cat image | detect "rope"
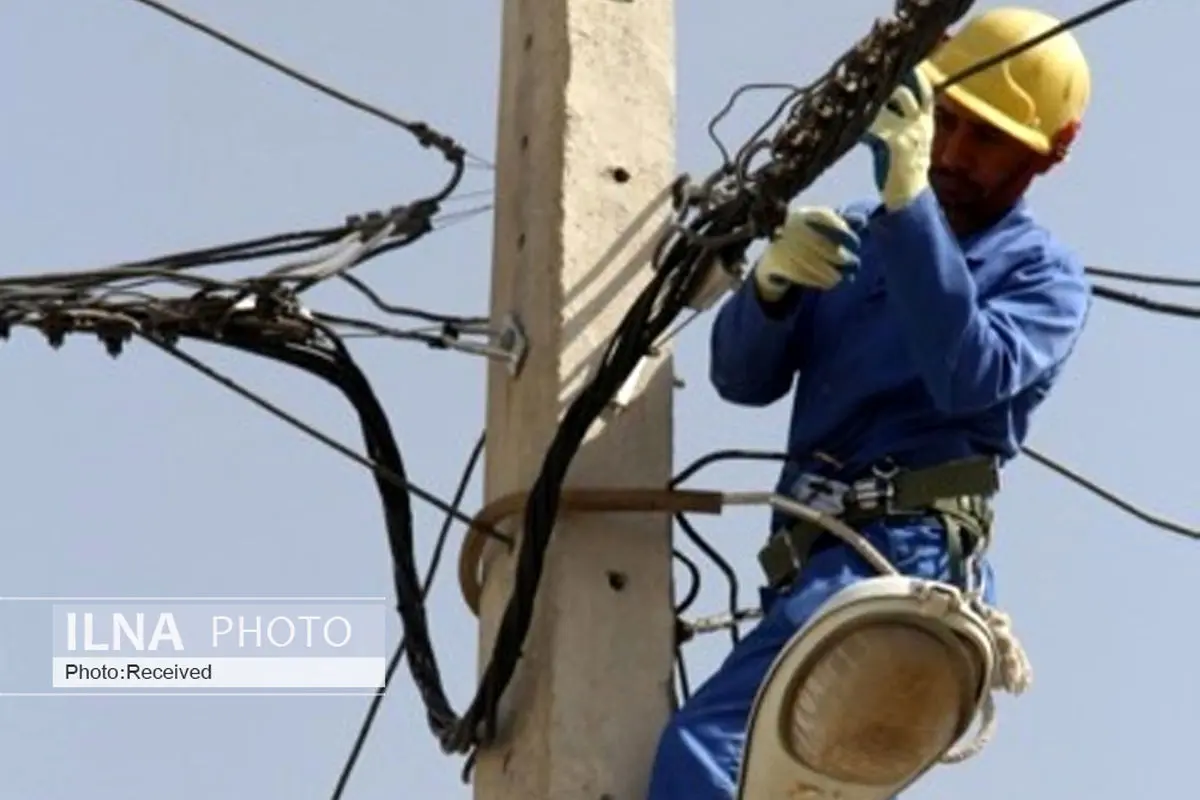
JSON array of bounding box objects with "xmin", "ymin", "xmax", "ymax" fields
[
  {"xmin": 458, "ymin": 488, "xmax": 725, "ymax": 614},
  {"xmin": 456, "ymin": 487, "xmax": 904, "ymax": 616},
  {"xmin": 9, "ymin": 0, "xmax": 1176, "ymax": 788},
  {"xmin": 456, "ymin": 482, "xmax": 1035, "ymax": 769},
  {"xmin": 940, "ymin": 601, "xmax": 1033, "ymax": 764}
]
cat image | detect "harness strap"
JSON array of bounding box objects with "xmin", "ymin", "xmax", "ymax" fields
[
  {"xmin": 929, "ymin": 494, "xmax": 994, "ymax": 586},
  {"xmin": 758, "ymin": 456, "xmax": 998, "ymax": 589}
]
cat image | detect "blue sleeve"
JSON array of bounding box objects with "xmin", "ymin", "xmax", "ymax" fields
[
  {"xmin": 872, "ymin": 189, "xmax": 1091, "ymax": 414},
  {"xmin": 709, "ymin": 278, "xmax": 811, "ymax": 407}
]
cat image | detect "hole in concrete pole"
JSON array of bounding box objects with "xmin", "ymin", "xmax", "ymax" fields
[
  {"xmin": 608, "ymin": 166, "xmax": 631, "ymax": 183},
  {"xmin": 520, "ymin": 134, "xmax": 529, "ymax": 150},
  {"xmin": 516, "ymin": 232, "xmax": 525, "ymax": 250},
  {"xmin": 524, "ymin": 33, "xmax": 533, "ymax": 50},
  {"xmin": 606, "ymin": 571, "xmax": 627, "ymax": 591}
]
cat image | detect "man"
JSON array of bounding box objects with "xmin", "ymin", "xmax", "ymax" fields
[{"xmin": 648, "ymin": 7, "xmax": 1093, "ymax": 799}]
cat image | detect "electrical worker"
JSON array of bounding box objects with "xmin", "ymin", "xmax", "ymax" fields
[{"xmin": 648, "ymin": 7, "xmax": 1093, "ymax": 799}]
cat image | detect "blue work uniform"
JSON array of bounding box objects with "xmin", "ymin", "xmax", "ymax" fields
[{"xmin": 646, "ymin": 188, "xmax": 1091, "ymax": 799}]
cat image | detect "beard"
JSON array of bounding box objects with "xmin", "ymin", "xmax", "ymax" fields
[{"xmin": 930, "ymin": 167, "xmax": 986, "ymax": 209}]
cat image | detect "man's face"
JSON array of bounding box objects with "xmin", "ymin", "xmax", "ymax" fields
[{"xmin": 930, "ymin": 96, "xmax": 1039, "ymax": 227}]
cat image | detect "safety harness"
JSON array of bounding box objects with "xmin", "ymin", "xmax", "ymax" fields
[{"xmin": 758, "ymin": 455, "xmax": 1001, "ymax": 591}]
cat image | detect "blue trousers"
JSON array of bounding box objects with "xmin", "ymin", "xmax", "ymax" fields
[{"xmin": 646, "ymin": 517, "xmax": 996, "ymax": 800}]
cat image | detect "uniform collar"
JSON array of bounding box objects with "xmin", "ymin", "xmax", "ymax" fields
[{"xmin": 958, "ymin": 197, "xmax": 1031, "ymax": 262}]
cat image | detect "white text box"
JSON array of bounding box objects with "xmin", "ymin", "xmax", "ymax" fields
[{"xmin": 52, "ymin": 657, "xmax": 385, "ymax": 689}]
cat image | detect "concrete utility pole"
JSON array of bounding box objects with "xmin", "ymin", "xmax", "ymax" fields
[{"xmin": 474, "ymin": 0, "xmax": 678, "ymax": 798}]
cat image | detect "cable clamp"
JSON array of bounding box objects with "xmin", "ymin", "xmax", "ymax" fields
[{"xmin": 435, "ymin": 313, "xmax": 528, "ymax": 376}]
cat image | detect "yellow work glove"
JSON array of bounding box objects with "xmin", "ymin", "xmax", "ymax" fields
[
  {"xmin": 753, "ymin": 206, "xmax": 862, "ymax": 302},
  {"xmin": 864, "ymin": 67, "xmax": 935, "ymax": 211}
]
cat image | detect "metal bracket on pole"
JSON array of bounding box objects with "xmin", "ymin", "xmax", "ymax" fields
[{"xmin": 438, "ymin": 313, "xmax": 528, "ymax": 376}]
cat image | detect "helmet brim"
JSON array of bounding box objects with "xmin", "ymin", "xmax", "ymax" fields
[{"xmin": 922, "ymin": 60, "xmax": 1052, "ymax": 156}]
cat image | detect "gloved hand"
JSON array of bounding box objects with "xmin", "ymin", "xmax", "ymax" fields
[
  {"xmin": 753, "ymin": 206, "xmax": 862, "ymax": 301},
  {"xmin": 864, "ymin": 67, "xmax": 935, "ymax": 211}
]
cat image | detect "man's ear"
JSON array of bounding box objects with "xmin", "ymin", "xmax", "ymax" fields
[{"xmin": 1035, "ymin": 119, "xmax": 1082, "ymax": 174}]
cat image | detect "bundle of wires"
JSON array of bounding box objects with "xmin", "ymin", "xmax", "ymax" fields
[
  {"xmin": 438, "ymin": 0, "xmax": 978, "ymax": 759},
  {"xmin": 442, "ymin": 0, "xmax": 1155, "ymax": 764},
  {"xmin": 15, "ymin": 0, "xmax": 1174, "ymax": 785},
  {"xmin": 0, "ymin": 193, "xmax": 478, "ymax": 739}
]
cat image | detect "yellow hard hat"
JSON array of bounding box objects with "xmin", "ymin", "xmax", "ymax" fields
[{"xmin": 921, "ymin": 7, "xmax": 1091, "ymax": 159}]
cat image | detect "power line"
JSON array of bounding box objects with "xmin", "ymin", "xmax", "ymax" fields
[
  {"xmin": 127, "ymin": 0, "xmax": 491, "ymax": 174},
  {"xmin": 74, "ymin": 0, "xmax": 1171, "ymax": 767},
  {"xmin": 442, "ymin": 0, "xmax": 1146, "ymax": 765},
  {"xmin": 1086, "ymin": 265, "xmax": 1200, "ymax": 289},
  {"xmin": 1089, "ymin": 283, "xmax": 1200, "ymax": 320},
  {"xmin": 95, "ymin": 3, "xmax": 1164, "ymax": 769},
  {"xmin": 330, "ymin": 431, "xmax": 487, "ymax": 800},
  {"xmin": 141, "ymin": 336, "xmax": 502, "ymax": 538},
  {"xmin": 665, "ymin": 439, "xmax": 1200, "ymax": 703},
  {"xmin": 9, "ymin": 0, "xmax": 1185, "ymax": 790},
  {"xmin": 933, "ymin": 0, "xmax": 1142, "ymax": 89},
  {"xmin": 2, "ymin": 2, "xmax": 510, "ymax": 753},
  {"xmin": 1021, "ymin": 446, "xmax": 1199, "ymax": 540},
  {"xmin": 129, "ymin": 0, "xmax": 1194, "ymax": 785}
]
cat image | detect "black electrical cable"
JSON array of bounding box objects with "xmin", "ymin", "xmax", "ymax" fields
[
  {"xmin": 1090, "ymin": 283, "xmax": 1200, "ymax": 320},
  {"xmin": 2, "ymin": 163, "xmax": 491, "ymax": 770},
  {"xmin": 126, "ymin": 0, "xmax": 485, "ymax": 181},
  {"xmin": 671, "ymin": 549, "xmax": 701, "ymax": 707},
  {"xmin": 130, "ymin": 314, "xmax": 524, "ymax": 759},
  {"xmin": 329, "ymin": 431, "xmax": 486, "ymax": 800},
  {"xmin": 672, "ymin": 548, "xmax": 702, "ymax": 616},
  {"xmin": 444, "ymin": 0, "xmax": 999, "ymax": 761},
  {"xmin": 670, "ymin": 449, "xmax": 788, "ymax": 648},
  {"xmin": 138, "ymin": 333, "xmax": 503, "ymax": 542},
  {"xmin": 664, "ymin": 438, "xmax": 1200, "ymax": 700},
  {"xmin": 701, "ymin": 0, "xmax": 1139, "ymax": 188},
  {"xmin": 287, "ymin": 206, "xmax": 443, "ymax": 295},
  {"xmin": 673, "ymin": 647, "xmax": 691, "ymax": 708},
  {"xmin": 668, "ymin": 449, "xmax": 787, "ymax": 699},
  {"xmin": 0, "ymin": 226, "xmax": 347, "ymax": 288},
  {"xmin": 476, "ymin": 0, "xmax": 1142, "ymax": 747},
  {"xmin": 934, "ymin": 0, "xmax": 1141, "ymax": 90},
  {"xmin": 33, "ymin": 0, "xmax": 1144, "ymax": 773},
  {"xmin": 659, "ymin": 0, "xmax": 1155, "ymax": 690},
  {"xmin": 675, "ymin": 513, "xmax": 740, "ymax": 647},
  {"xmin": 1086, "ymin": 266, "xmax": 1200, "ymax": 289},
  {"xmin": 338, "ymin": 272, "xmax": 487, "ymax": 326},
  {"xmin": 1, "ymin": 259, "xmax": 509, "ymax": 779},
  {"xmin": 0, "ymin": 199, "xmax": 447, "ymax": 305},
  {"xmin": 672, "ymin": 448, "xmax": 788, "ymax": 487},
  {"xmin": 1021, "ymin": 446, "xmax": 1199, "ymax": 540},
  {"xmin": 89, "ymin": 0, "xmax": 492, "ymax": 318},
  {"xmin": 142, "ymin": 327, "xmax": 463, "ymax": 735}
]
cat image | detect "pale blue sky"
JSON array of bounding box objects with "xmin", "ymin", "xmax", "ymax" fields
[{"xmin": 2, "ymin": 1, "xmax": 1195, "ymax": 798}]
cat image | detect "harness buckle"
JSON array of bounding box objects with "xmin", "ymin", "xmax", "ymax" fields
[{"xmin": 756, "ymin": 455, "xmax": 1001, "ymax": 590}]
